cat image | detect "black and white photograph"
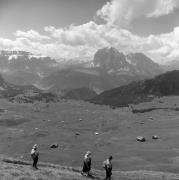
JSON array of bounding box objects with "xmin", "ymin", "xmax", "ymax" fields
[{"xmin": 0, "ymin": 0, "xmax": 179, "ymax": 179}]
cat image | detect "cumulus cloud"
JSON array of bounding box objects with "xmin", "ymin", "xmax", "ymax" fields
[
  {"xmin": 44, "ymin": 22, "xmax": 111, "ymax": 47},
  {"xmin": 1, "ymin": 0, "xmax": 179, "ymax": 62},
  {"xmin": 148, "ymin": 26, "xmax": 179, "ymax": 61},
  {"xmin": 14, "ymin": 30, "xmax": 50, "ymax": 41},
  {"xmin": 1, "ymin": 23, "xmax": 179, "ymax": 63},
  {"xmin": 97, "ymin": 0, "xmax": 179, "ymax": 27}
]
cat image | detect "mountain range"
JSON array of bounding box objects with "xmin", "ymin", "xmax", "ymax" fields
[
  {"xmin": 0, "ymin": 50, "xmax": 60, "ymax": 85},
  {"xmin": 38, "ymin": 47, "xmax": 165, "ymax": 93},
  {"xmin": 0, "ymin": 47, "xmax": 177, "ymax": 97}
]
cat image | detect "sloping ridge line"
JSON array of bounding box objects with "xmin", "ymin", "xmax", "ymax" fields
[{"xmin": 2, "ymin": 157, "xmax": 80, "ymax": 173}]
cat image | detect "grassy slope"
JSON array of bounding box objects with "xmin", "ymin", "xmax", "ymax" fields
[
  {"xmin": 1, "ymin": 157, "xmax": 179, "ymax": 180},
  {"xmin": 2, "ymin": 97, "xmax": 179, "ymax": 174},
  {"xmin": 0, "ymin": 157, "xmax": 88, "ymax": 180}
]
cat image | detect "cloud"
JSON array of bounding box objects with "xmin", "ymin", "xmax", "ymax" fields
[
  {"xmin": 44, "ymin": 26, "xmax": 86, "ymax": 46},
  {"xmin": 148, "ymin": 0, "xmax": 179, "ymax": 17},
  {"xmin": 14, "ymin": 30, "xmax": 50, "ymax": 41},
  {"xmin": 97, "ymin": 0, "xmax": 179, "ymax": 27},
  {"xmin": 44, "ymin": 22, "xmax": 111, "ymax": 47},
  {"xmin": 0, "ymin": 38, "xmax": 15, "ymax": 49},
  {"xmin": 148, "ymin": 26, "xmax": 179, "ymax": 61},
  {"xmin": 1, "ymin": 23, "xmax": 179, "ymax": 63},
  {"xmin": 1, "ymin": 1, "xmax": 179, "ymax": 63}
]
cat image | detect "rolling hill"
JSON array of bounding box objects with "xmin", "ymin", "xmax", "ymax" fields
[
  {"xmin": 0, "ymin": 73, "xmax": 39, "ymax": 97},
  {"xmin": 62, "ymin": 87, "xmax": 97, "ymax": 100},
  {"xmin": 91, "ymin": 70, "xmax": 179, "ymax": 107},
  {"xmin": 0, "ymin": 73, "xmax": 58, "ymax": 103}
]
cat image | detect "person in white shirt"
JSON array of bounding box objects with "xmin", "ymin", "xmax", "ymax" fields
[
  {"xmin": 103, "ymin": 156, "xmax": 113, "ymax": 180},
  {"xmin": 81, "ymin": 151, "xmax": 92, "ymax": 176},
  {"xmin": 31, "ymin": 144, "xmax": 39, "ymax": 169}
]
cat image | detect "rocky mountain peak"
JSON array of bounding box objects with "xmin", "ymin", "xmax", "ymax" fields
[
  {"xmin": 93, "ymin": 47, "xmax": 128, "ymax": 70},
  {"xmin": 93, "ymin": 47, "xmax": 163, "ymax": 76}
]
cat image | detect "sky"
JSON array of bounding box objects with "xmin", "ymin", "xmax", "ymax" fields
[{"xmin": 0, "ymin": 0, "xmax": 179, "ymax": 63}]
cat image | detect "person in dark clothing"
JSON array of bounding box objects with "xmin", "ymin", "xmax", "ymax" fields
[
  {"xmin": 103, "ymin": 156, "xmax": 113, "ymax": 180},
  {"xmin": 31, "ymin": 144, "xmax": 39, "ymax": 169},
  {"xmin": 82, "ymin": 151, "xmax": 92, "ymax": 176}
]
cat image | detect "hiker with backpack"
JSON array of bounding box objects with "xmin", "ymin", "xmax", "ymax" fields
[
  {"xmin": 81, "ymin": 151, "xmax": 92, "ymax": 176},
  {"xmin": 103, "ymin": 156, "xmax": 113, "ymax": 180},
  {"xmin": 31, "ymin": 144, "xmax": 39, "ymax": 169}
]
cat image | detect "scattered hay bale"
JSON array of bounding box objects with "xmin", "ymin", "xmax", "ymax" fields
[
  {"xmin": 152, "ymin": 135, "xmax": 159, "ymax": 140},
  {"xmin": 50, "ymin": 143, "xmax": 59, "ymax": 148},
  {"xmin": 110, "ymin": 106, "xmax": 116, "ymax": 109},
  {"xmin": 136, "ymin": 136, "xmax": 146, "ymax": 142},
  {"xmin": 95, "ymin": 132, "xmax": 99, "ymax": 135},
  {"xmin": 75, "ymin": 132, "xmax": 80, "ymax": 135}
]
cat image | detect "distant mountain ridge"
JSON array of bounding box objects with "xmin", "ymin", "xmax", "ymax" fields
[
  {"xmin": 163, "ymin": 59, "xmax": 179, "ymax": 71},
  {"xmin": 0, "ymin": 73, "xmax": 39, "ymax": 97},
  {"xmin": 0, "ymin": 50, "xmax": 60, "ymax": 85},
  {"xmin": 0, "ymin": 73, "xmax": 58, "ymax": 103},
  {"xmin": 41, "ymin": 47, "xmax": 164, "ymax": 93},
  {"xmin": 0, "ymin": 48, "xmax": 165, "ymax": 96},
  {"xmin": 91, "ymin": 70, "xmax": 179, "ymax": 107}
]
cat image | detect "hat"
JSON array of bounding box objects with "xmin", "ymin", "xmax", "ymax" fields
[
  {"xmin": 33, "ymin": 144, "xmax": 37, "ymax": 149},
  {"xmin": 86, "ymin": 151, "xmax": 91, "ymax": 155}
]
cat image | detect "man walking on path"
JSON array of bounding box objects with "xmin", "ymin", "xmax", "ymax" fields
[
  {"xmin": 82, "ymin": 151, "xmax": 92, "ymax": 176},
  {"xmin": 31, "ymin": 144, "xmax": 39, "ymax": 169},
  {"xmin": 103, "ymin": 156, "xmax": 113, "ymax": 180}
]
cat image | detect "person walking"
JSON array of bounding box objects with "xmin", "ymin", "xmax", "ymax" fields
[
  {"xmin": 31, "ymin": 144, "xmax": 39, "ymax": 169},
  {"xmin": 103, "ymin": 156, "xmax": 113, "ymax": 180},
  {"xmin": 81, "ymin": 151, "xmax": 92, "ymax": 176}
]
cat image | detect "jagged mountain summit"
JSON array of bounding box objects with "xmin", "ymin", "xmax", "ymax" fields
[
  {"xmin": 93, "ymin": 47, "xmax": 129, "ymax": 71},
  {"xmin": 91, "ymin": 70, "xmax": 179, "ymax": 107},
  {"xmin": 0, "ymin": 50, "xmax": 60, "ymax": 85},
  {"xmin": 93, "ymin": 47, "xmax": 163, "ymax": 76}
]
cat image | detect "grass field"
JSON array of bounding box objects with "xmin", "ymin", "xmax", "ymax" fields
[
  {"xmin": 1, "ymin": 97, "xmax": 179, "ymax": 174},
  {"xmin": 1, "ymin": 157, "xmax": 179, "ymax": 180},
  {"xmin": 0, "ymin": 157, "xmax": 88, "ymax": 180}
]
